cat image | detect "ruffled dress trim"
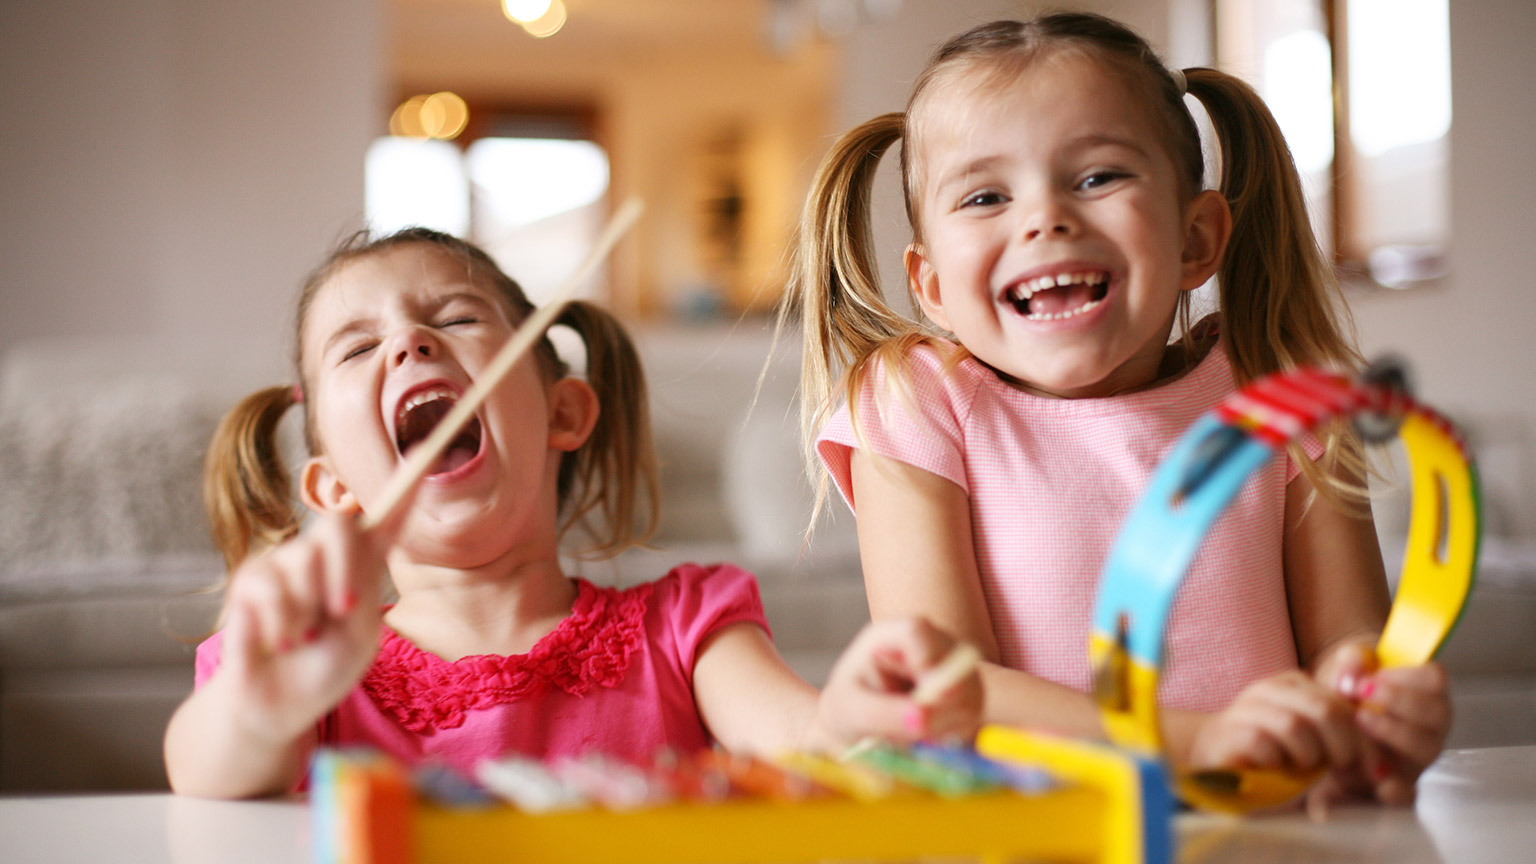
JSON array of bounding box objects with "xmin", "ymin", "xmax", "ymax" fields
[{"xmin": 360, "ymin": 579, "xmax": 653, "ymax": 733}]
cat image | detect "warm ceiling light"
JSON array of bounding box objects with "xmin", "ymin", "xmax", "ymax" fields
[
  {"xmin": 389, "ymin": 95, "xmax": 430, "ymax": 138},
  {"xmin": 521, "ymin": 0, "xmax": 566, "ymax": 38},
  {"xmin": 420, "ymin": 91, "xmax": 470, "ymax": 140},
  {"xmin": 389, "ymin": 92, "xmax": 469, "ymax": 140},
  {"xmin": 501, "ymin": 0, "xmax": 551, "ymax": 24}
]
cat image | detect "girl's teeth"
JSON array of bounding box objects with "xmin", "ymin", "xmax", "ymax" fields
[{"xmin": 1025, "ymin": 296, "xmax": 1104, "ymax": 321}]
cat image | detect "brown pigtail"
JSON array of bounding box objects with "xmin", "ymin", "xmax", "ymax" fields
[
  {"xmin": 203, "ymin": 385, "xmax": 302, "ymax": 573},
  {"xmin": 553, "ymin": 300, "xmax": 660, "ymax": 557}
]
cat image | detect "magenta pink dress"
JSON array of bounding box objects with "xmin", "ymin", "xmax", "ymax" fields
[{"xmin": 195, "ymin": 563, "xmax": 769, "ymax": 779}]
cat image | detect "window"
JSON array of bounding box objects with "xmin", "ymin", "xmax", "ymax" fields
[
  {"xmin": 1215, "ymin": 0, "xmax": 1451, "ymax": 289},
  {"xmin": 365, "ymin": 101, "xmax": 610, "ymax": 306}
]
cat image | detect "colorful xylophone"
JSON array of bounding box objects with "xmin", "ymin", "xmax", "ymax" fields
[{"xmin": 312, "ymin": 726, "xmax": 1173, "ymax": 864}]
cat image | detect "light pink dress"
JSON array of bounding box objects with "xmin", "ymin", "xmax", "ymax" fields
[{"xmin": 818, "ymin": 340, "xmax": 1311, "ymax": 712}]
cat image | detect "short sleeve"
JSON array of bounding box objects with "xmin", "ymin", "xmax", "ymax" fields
[
  {"xmin": 815, "ymin": 344, "xmax": 980, "ymax": 511},
  {"xmin": 194, "ymin": 631, "xmax": 225, "ymax": 688},
  {"xmin": 656, "ymin": 562, "xmax": 771, "ymax": 678},
  {"xmin": 1284, "ymin": 430, "xmax": 1329, "ymax": 483}
]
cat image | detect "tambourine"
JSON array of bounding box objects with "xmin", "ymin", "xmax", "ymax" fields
[{"xmin": 1089, "ymin": 358, "xmax": 1480, "ymax": 813}]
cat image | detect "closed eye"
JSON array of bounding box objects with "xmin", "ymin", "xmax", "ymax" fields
[
  {"xmin": 437, "ymin": 316, "xmax": 479, "ymax": 328},
  {"xmin": 341, "ymin": 342, "xmax": 377, "ymax": 363}
]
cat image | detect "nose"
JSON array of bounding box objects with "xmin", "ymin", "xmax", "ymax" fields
[
  {"xmin": 387, "ymin": 325, "xmax": 438, "ymax": 369},
  {"xmin": 1020, "ymin": 192, "xmax": 1078, "ymax": 242}
]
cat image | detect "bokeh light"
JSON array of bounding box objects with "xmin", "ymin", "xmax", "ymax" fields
[
  {"xmin": 501, "ymin": 0, "xmax": 551, "ymax": 24},
  {"xmin": 387, "ymin": 92, "xmax": 469, "ymax": 141},
  {"xmin": 521, "ymin": 0, "xmax": 567, "ymax": 38}
]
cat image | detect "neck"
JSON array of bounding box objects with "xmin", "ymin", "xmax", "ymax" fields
[{"xmin": 383, "ymin": 545, "xmax": 579, "ymax": 661}]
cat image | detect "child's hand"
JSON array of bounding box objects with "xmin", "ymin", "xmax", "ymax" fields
[
  {"xmin": 217, "ymin": 508, "xmax": 394, "ymax": 739},
  {"xmin": 816, "ymin": 618, "xmax": 983, "ymax": 750},
  {"xmin": 1185, "ymin": 669, "xmax": 1360, "ymax": 778},
  {"xmin": 1320, "ymin": 643, "xmax": 1451, "ymax": 805}
]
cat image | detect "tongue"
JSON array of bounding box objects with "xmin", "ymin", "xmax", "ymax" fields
[
  {"xmin": 430, "ymin": 441, "xmax": 477, "ymax": 475},
  {"xmin": 1029, "ymin": 283, "xmax": 1098, "ymax": 316},
  {"xmin": 427, "ymin": 429, "xmax": 479, "ymax": 476}
]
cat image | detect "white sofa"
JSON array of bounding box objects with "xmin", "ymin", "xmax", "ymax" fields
[
  {"xmin": 1, "ymin": 322, "xmax": 1531, "ymax": 792},
  {"xmin": 0, "ymin": 321, "xmax": 868, "ymax": 792}
]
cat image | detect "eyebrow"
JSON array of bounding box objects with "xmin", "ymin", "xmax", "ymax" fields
[
  {"xmin": 931, "ymin": 155, "xmax": 1010, "ymax": 195},
  {"xmin": 931, "ymin": 133, "xmax": 1155, "ymax": 194},
  {"xmin": 318, "ymin": 291, "xmax": 499, "ymax": 359},
  {"xmin": 1067, "ymin": 133, "xmax": 1154, "ymax": 159},
  {"xmin": 320, "ymin": 316, "xmax": 379, "ymax": 360}
]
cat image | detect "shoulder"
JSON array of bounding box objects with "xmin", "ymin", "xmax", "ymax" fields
[
  {"xmin": 842, "ymin": 337, "xmax": 996, "ymax": 429},
  {"xmin": 865, "ymin": 337, "xmax": 991, "ymax": 398},
  {"xmin": 647, "ymin": 562, "xmax": 764, "ymax": 619}
]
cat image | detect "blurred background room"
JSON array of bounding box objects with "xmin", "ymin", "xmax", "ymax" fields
[{"xmin": 2, "ymin": 0, "xmax": 1533, "ymax": 792}]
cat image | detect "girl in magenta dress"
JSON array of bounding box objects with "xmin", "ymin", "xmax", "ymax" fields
[{"xmin": 165, "ymin": 228, "xmax": 979, "ymax": 798}]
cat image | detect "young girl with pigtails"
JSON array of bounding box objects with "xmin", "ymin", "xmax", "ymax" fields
[
  {"xmin": 785, "ymin": 12, "xmax": 1449, "ymax": 804},
  {"xmin": 164, "ymin": 227, "xmax": 980, "ymax": 799}
]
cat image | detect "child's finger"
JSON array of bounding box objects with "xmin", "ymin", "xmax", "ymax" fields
[
  {"xmin": 221, "ymin": 594, "xmax": 262, "ymax": 679},
  {"xmin": 1198, "ymin": 719, "xmax": 1288, "ymax": 771},
  {"xmin": 879, "ymin": 618, "xmax": 958, "ymax": 675},
  {"xmin": 1360, "ymin": 680, "xmax": 1451, "ymax": 735},
  {"xmin": 1240, "ymin": 675, "xmax": 1358, "ymax": 772},
  {"xmin": 267, "ymin": 537, "xmax": 330, "ymax": 650},
  {"xmin": 229, "ymin": 553, "xmax": 298, "ymax": 654},
  {"xmin": 313, "ymin": 511, "xmax": 376, "ymax": 620},
  {"xmin": 1364, "ymin": 663, "xmax": 1449, "ymax": 708},
  {"xmin": 1322, "ymin": 639, "xmax": 1379, "ymax": 699},
  {"xmin": 1278, "ymin": 683, "xmax": 1360, "ymax": 772},
  {"xmin": 1355, "ymin": 704, "xmax": 1444, "ymax": 773}
]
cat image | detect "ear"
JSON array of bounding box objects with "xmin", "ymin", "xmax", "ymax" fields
[
  {"xmin": 547, "ymin": 377, "xmax": 600, "ymax": 453},
  {"xmin": 905, "ymin": 243, "xmax": 952, "ymax": 331},
  {"xmin": 1180, "ymin": 189, "xmax": 1232, "ymax": 292},
  {"xmin": 301, "ymin": 456, "xmax": 357, "ymax": 515}
]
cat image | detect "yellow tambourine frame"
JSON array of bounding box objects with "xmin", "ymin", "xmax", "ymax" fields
[{"xmin": 1090, "ymin": 364, "xmax": 1480, "ymax": 813}]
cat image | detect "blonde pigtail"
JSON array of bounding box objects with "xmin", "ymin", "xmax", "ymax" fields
[
  {"xmin": 1185, "ymin": 67, "xmax": 1370, "ymax": 507},
  {"xmin": 779, "ymin": 112, "xmax": 924, "ymax": 523}
]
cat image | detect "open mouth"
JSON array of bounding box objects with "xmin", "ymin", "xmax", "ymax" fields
[
  {"xmin": 394, "ymin": 385, "xmax": 483, "ymax": 476},
  {"xmin": 1006, "ymin": 271, "xmax": 1110, "ymax": 321}
]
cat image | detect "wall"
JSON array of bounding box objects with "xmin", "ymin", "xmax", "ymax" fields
[
  {"xmin": 0, "ymin": 0, "xmax": 382, "ymax": 371},
  {"xmin": 2, "ymin": 0, "xmax": 1531, "ymax": 535},
  {"xmin": 1350, "ymin": 3, "xmax": 1536, "ymax": 538},
  {"xmin": 389, "ymin": 0, "xmax": 835, "ymax": 318}
]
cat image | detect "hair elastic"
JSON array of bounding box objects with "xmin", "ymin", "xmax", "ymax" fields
[
  {"xmin": 1169, "ymin": 67, "xmax": 1187, "ymax": 95},
  {"xmin": 292, "ymin": 384, "xmax": 305, "ymax": 404}
]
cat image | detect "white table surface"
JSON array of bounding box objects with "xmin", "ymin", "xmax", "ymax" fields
[{"xmin": 3, "ymin": 746, "xmax": 1532, "ymax": 864}]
